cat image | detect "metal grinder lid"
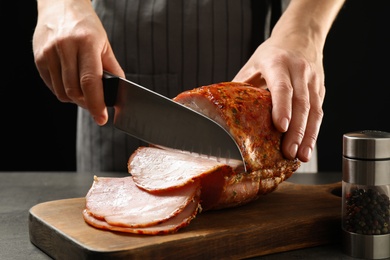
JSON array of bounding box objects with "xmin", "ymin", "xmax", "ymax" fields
[{"xmin": 343, "ymin": 130, "xmax": 390, "ymax": 160}]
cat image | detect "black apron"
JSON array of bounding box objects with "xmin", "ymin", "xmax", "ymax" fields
[{"xmin": 77, "ymin": 0, "xmax": 282, "ymax": 172}]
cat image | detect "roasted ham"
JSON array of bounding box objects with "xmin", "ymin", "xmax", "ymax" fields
[
  {"xmin": 174, "ymin": 82, "xmax": 299, "ymax": 177},
  {"xmin": 83, "ymin": 82, "xmax": 301, "ymax": 234}
]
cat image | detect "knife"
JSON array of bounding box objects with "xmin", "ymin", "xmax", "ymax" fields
[{"xmin": 102, "ymin": 71, "xmax": 245, "ymax": 169}]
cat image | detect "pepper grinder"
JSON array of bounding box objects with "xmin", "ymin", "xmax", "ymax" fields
[{"xmin": 342, "ymin": 130, "xmax": 390, "ymax": 259}]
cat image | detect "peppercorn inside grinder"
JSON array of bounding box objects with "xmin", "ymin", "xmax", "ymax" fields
[{"xmin": 342, "ymin": 130, "xmax": 390, "ymax": 259}]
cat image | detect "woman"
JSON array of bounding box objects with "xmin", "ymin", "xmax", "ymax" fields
[{"xmin": 32, "ymin": 0, "xmax": 345, "ymax": 172}]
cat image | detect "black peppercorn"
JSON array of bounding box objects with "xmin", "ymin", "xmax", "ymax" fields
[{"xmin": 344, "ymin": 188, "xmax": 390, "ymax": 235}]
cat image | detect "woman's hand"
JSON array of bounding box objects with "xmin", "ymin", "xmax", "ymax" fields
[
  {"xmin": 33, "ymin": 0, "xmax": 124, "ymax": 125},
  {"xmin": 234, "ymin": 0, "xmax": 344, "ymax": 163},
  {"xmin": 233, "ymin": 32, "xmax": 324, "ymax": 163}
]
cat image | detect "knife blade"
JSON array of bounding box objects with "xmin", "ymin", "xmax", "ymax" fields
[{"xmin": 102, "ymin": 71, "xmax": 245, "ymax": 169}]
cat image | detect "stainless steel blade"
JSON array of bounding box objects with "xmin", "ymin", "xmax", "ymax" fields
[{"xmin": 103, "ymin": 71, "xmax": 245, "ymax": 169}]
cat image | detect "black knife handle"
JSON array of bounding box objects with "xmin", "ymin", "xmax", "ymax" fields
[{"xmin": 102, "ymin": 70, "xmax": 119, "ymax": 107}]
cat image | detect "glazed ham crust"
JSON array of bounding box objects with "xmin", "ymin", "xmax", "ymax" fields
[
  {"xmin": 174, "ymin": 82, "xmax": 300, "ymax": 194},
  {"xmin": 174, "ymin": 82, "xmax": 295, "ymax": 172}
]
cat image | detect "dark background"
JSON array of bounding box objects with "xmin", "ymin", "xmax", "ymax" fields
[{"xmin": 2, "ymin": 0, "xmax": 389, "ymax": 172}]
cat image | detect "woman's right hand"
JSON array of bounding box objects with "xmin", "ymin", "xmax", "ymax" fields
[{"xmin": 33, "ymin": 0, "xmax": 124, "ymax": 125}]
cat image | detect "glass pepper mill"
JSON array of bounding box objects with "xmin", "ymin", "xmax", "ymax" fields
[{"xmin": 342, "ymin": 130, "xmax": 390, "ymax": 259}]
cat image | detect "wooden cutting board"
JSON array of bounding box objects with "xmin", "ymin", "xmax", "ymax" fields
[{"xmin": 29, "ymin": 181, "xmax": 342, "ymax": 259}]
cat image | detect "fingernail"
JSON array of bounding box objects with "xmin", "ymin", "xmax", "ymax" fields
[
  {"xmin": 303, "ymin": 146, "xmax": 312, "ymax": 160},
  {"xmin": 280, "ymin": 118, "xmax": 289, "ymax": 132},
  {"xmin": 94, "ymin": 115, "xmax": 106, "ymax": 126},
  {"xmin": 289, "ymin": 143, "xmax": 298, "ymax": 158}
]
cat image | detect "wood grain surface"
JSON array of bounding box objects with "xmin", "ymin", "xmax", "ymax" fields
[{"xmin": 29, "ymin": 181, "xmax": 342, "ymax": 259}]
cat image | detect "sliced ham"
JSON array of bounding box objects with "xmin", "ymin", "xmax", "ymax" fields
[
  {"xmin": 82, "ymin": 189, "xmax": 200, "ymax": 235},
  {"xmin": 128, "ymin": 146, "xmax": 242, "ymax": 192},
  {"xmin": 85, "ymin": 176, "xmax": 200, "ymax": 228},
  {"xmin": 83, "ymin": 82, "xmax": 301, "ymax": 235},
  {"xmin": 128, "ymin": 146, "xmax": 259, "ymax": 210}
]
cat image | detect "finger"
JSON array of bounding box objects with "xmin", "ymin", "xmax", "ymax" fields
[
  {"xmin": 296, "ymin": 80, "xmax": 325, "ymax": 162},
  {"xmin": 77, "ymin": 43, "xmax": 114, "ymax": 126},
  {"xmin": 33, "ymin": 39, "xmax": 54, "ymax": 92},
  {"xmin": 52, "ymin": 38, "xmax": 87, "ymax": 108},
  {"xmin": 79, "ymin": 66, "xmax": 107, "ymax": 125},
  {"xmin": 89, "ymin": 42, "xmax": 125, "ymax": 124},
  {"xmin": 34, "ymin": 47, "xmax": 70, "ymax": 103},
  {"xmin": 280, "ymin": 61, "xmax": 311, "ymax": 160},
  {"xmin": 269, "ymin": 81, "xmax": 293, "ymax": 134},
  {"xmin": 296, "ymin": 110, "xmax": 321, "ymax": 162},
  {"xmin": 261, "ymin": 59, "xmax": 293, "ymax": 133},
  {"xmin": 45, "ymin": 48, "xmax": 74, "ymax": 103},
  {"xmin": 281, "ymin": 92, "xmax": 309, "ymax": 160}
]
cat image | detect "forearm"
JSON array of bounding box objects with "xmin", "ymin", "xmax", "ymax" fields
[
  {"xmin": 35, "ymin": 0, "xmax": 94, "ymax": 21},
  {"xmin": 272, "ymin": 0, "xmax": 345, "ymax": 50}
]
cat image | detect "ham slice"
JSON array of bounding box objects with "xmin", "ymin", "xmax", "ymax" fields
[
  {"xmin": 128, "ymin": 146, "xmax": 260, "ymax": 210},
  {"xmin": 82, "ymin": 193, "xmax": 199, "ymax": 235},
  {"xmin": 84, "ymin": 176, "xmax": 200, "ymax": 228},
  {"xmin": 83, "ymin": 82, "xmax": 301, "ymax": 235},
  {"xmin": 128, "ymin": 146, "xmax": 242, "ymax": 192}
]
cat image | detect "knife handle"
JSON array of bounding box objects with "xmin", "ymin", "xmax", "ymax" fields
[{"xmin": 102, "ymin": 70, "xmax": 119, "ymax": 107}]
